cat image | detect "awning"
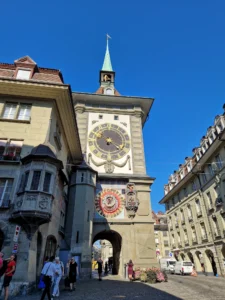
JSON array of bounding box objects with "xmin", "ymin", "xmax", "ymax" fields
[
  {"xmin": 9, "ymin": 140, "xmax": 23, "ymax": 147},
  {"xmin": 0, "ymin": 139, "xmax": 7, "ymax": 147}
]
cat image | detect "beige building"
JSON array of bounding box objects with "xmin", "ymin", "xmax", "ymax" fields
[
  {"xmin": 160, "ymin": 105, "xmax": 225, "ymax": 276},
  {"xmin": 0, "ymin": 56, "xmax": 82, "ymax": 294},
  {"xmin": 152, "ymin": 211, "xmax": 170, "ymax": 260}
]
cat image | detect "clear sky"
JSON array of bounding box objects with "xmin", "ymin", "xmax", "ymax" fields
[{"xmin": 1, "ymin": 1, "xmax": 225, "ymax": 212}]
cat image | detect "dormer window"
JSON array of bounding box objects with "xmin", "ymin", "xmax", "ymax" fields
[
  {"xmin": 16, "ymin": 69, "xmax": 31, "ymax": 80},
  {"xmin": 216, "ymin": 122, "xmax": 223, "ymax": 133},
  {"xmin": 180, "ymin": 170, "xmax": 184, "ymax": 179},
  {"xmin": 202, "ymin": 144, "xmax": 207, "ymax": 153},
  {"xmin": 187, "ymin": 162, "xmax": 192, "ymax": 172}
]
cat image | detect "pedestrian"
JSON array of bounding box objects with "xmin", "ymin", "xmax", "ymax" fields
[
  {"xmin": 127, "ymin": 259, "xmax": 134, "ymax": 282},
  {"xmin": 104, "ymin": 262, "xmax": 108, "ymax": 275},
  {"xmin": 52, "ymin": 257, "xmax": 64, "ymax": 298},
  {"xmin": 95, "ymin": 258, "xmax": 103, "ymax": 281},
  {"xmin": 38, "ymin": 256, "xmax": 49, "ymax": 290},
  {"xmin": 191, "ymin": 265, "xmax": 197, "ymax": 277},
  {"xmin": 40, "ymin": 256, "xmax": 56, "ymax": 300},
  {"xmin": 2, "ymin": 254, "xmax": 16, "ymax": 300},
  {"xmin": 68, "ymin": 257, "xmax": 78, "ymax": 291}
]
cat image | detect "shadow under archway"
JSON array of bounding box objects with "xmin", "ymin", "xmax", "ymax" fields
[{"xmin": 93, "ymin": 230, "xmax": 122, "ymax": 275}]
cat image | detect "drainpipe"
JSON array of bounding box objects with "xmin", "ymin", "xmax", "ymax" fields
[{"xmin": 194, "ymin": 173, "xmax": 224, "ymax": 276}]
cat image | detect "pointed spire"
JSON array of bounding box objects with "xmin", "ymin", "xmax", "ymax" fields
[{"xmin": 102, "ymin": 34, "xmax": 113, "ymax": 71}]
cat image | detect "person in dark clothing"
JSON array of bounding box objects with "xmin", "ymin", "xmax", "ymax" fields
[
  {"xmin": 104, "ymin": 262, "xmax": 108, "ymax": 275},
  {"xmin": 95, "ymin": 258, "xmax": 103, "ymax": 281},
  {"xmin": 68, "ymin": 257, "xmax": 78, "ymax": 291}
]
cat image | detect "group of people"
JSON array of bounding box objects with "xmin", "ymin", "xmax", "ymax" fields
[
  {"xmin": 0, "ymin": 252, "xmax": 17, "ymax": 300},
  {"xmin": 39, "ymin": 256, "xmax": 78, "ymax": 300}
]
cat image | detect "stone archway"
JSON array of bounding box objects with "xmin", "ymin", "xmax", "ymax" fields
[
  {"xmin": 93, "ymin": 230, "xmax": 122, "ymax": 275},
  {"xmin": 195, "ymin": 251, "xmax": 203, "ymax": 273},
  {"xmin": 187, "ymin": 252, "xmax": 194, "ymax": 264},
  {"xmin": 205, "ymin": 249, "xmax": 217, "ymax": 276}
]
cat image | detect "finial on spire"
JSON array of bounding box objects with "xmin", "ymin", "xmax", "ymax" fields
[{"xmin": 102, "ymin": 34, "xmax": 113, "ymax": 72}]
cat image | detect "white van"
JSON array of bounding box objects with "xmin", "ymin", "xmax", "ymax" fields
[
  {"xmin": 160, "ymin": 257, "xmax": 176, "ymax": 273},
  {"xmin": 174, "ymin": 261, "xmax": 193, "ymax": 275}
]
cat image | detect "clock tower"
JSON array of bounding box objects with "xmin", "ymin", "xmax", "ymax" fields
[{"xmin": 68, "ymin": 37, "xmax": 158, "ymax": 278}]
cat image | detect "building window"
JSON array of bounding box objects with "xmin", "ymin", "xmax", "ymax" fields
[
  {"xmin": 0, "ymin": 178, "xmax": 13, "ymax": 207},
  {"xmin": 76, "ymin": 231, "xmax": 79, "ymax": 243},
  {"xmin": 184, "ymin": 229, "xmax": 188, "ymax": 243},
  {"xmin": 60, "ymin": 211, "xmax": 65, "ymax": 228},
  {"xmin": 215, "ymin": 155, "xmax": 223, "ymax": 169},
  {"xmin": 163, "ymin": 231, "xmax": 167, "ymax": 237},
  {"xmin": 31, "ymin": 171, "xmax": 41, "ymax": 190},
  {"xmin": 16, "ymin": 69, "xmax": 31, "ymax": 80},
  {"xmin": 187, "ymin": 205, "xmax": 193, "ymax": 220},
  {"xmin": 181, "ymin": 209, "xmax": 185, "ymax": 223},
  {"xmin": 0, "ymin": 140, "xmax": 7, "ymax": 156},
  {"xmin": 2, "ymin": 103, "xmax": 17, "ymax": 119},
  {"xmin": 164, "ymin": 240, "xmax": 169, "ymax": 246},
  {"xmin": 213, "ymin": 217, "xmax": 221, "ymax": 236},
  {"xmin": 17, "ymin": 104, "xmax": 31, "ymax": 121},
  {"xmin": 114, "ymin": 115, "xmax": 119, "ymax": 120},
  {"xmin": 43, "ymin": 172, "xmax": 52, "ymax": 193},
  {"xmin": 208, "ymin": 164, "xmax": 215, "ymax": 176},
  {"xmin": 21, "ymin": 171, "xmax": 29, "ymax": 192},
  {"xmin": 81, "ymin": 173, "xmax": 84, "ymax": 183},
  {"xmin": 99, "ymin": 115, "xmax": 103, "ymax": 119},
  {"xmin": 87, "ymin": 210, "xmax": 90, "ymax": 222},
  {"xmin": 201, "ymin": 172, "xmax": 207, "ymax": 184},
  {"xmin": 191, "ymin": 226, "xmax": 197, "ymax": 242},
  {"xmin": 195, "ymin": 199, "xmax": 201, "ymax": 214},
  {"xmin": 183, "ymin": 188, "xmax": 188, "ymax": 197},
  {"xmin": 206, "ymin": 191, "xmax": 213, "ymax": 207},
  {"xmin": 192, "ymin": 180, "xmax": 197, "ymax": 191},
  {"xmin": 200, "ymin": 222, "xmax": 207, "ymax": 240},
  {"xmin": 44, "ymin": 236, "xmax": 57, "ymax": 259}
]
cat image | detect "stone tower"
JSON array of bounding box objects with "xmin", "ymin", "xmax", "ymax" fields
[{"xmin": 70, "ymin": 37, "xmax": 158, "ymax": 277}]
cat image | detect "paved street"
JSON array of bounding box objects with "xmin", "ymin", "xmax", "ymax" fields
[{"xmin": 10, "ymin": 273, "xmax": 225, "ymax": 300}]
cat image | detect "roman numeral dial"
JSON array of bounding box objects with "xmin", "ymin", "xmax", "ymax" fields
[{"xmin": 88, "ymin": 123, "xmax": 131, "ymax": 160}]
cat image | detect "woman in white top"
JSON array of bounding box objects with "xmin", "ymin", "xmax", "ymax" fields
[{"xmin": 52, "ymin": 257, "xmax": 64, "ymax": 297}]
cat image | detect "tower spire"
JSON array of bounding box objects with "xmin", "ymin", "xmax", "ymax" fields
[{"xmin": 102, "ymin": 34, "xmax": 113, "ymax": 71}]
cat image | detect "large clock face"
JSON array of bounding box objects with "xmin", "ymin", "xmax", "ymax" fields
[{"xmin": 88, "ymin": 123, "xmax": 131, "ymax": 160}]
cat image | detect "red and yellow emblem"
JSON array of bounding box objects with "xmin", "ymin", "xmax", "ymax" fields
[{"xmin": 95, "ymin": 189, "xmax": 124, "ymax": 218}]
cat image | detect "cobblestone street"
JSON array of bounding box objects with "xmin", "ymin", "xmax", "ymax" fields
[{"xmin": 9, "ymin": 274, "xmax": 225, "ymax": 300}]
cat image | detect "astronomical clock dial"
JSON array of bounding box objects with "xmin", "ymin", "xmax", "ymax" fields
[
  {"xmin": 88, "ymin": 123, "xmax": 131, "ymax": 160},
  {"xmin": 95, "ymin": 189, "xmax": 124, "ymax": 218}
]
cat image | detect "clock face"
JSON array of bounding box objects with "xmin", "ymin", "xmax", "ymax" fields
[{"xmin": 88, "ymin": 123, "xmax": 131, "ymax": 160}]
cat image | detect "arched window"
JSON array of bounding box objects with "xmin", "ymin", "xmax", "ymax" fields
[
  {"xmin": 44, "ymin": 235, "xmax": 57, "ymax": 259},
  {"xmin": 0, "ymin": 229, "xmax": 4, "ymax": 251}
]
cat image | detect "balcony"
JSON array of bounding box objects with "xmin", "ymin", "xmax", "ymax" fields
[
  {"xmin": 11, "ymin": 191, "xmax": 53, "ymax": 238},
  {"xmin": 192, "ymin": 237, "xmax": 197, "ymax": 244},
  {"xmin": 0, "ymin": 154, "xmax": 20, "ymax": 163},
  {"xmin": 0, "ymin": 200, "xmax": 11, "ymax": 209},
  {"xmin": 197, "ymin": 210, "xmax": 202, "ymax": 217},
  {"xmin": 58, "ymin": 225, "xmax": 65, "ymax": 236},
  {"xmin": 188, "ymin": 216, "xmax": 193, "ymax": 222},
  {"xmin": 202, "ymin": 234, "xmax": 208, "ymax": 241}
]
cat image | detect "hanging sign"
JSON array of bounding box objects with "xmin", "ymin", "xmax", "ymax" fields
[{"xmin": 13, "ymin": 225, "xmax": 21, "ymax": 242}]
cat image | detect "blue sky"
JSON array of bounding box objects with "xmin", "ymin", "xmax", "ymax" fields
[{"xmin": 1, "ymin": 1, "xmax": 225, "ymax": 212}]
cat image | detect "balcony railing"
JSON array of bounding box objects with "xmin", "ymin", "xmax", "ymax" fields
[
  {"xmin": 202, "ymin": 234, "xmax": 208, "ymax": 241},
  {"xmin": 0, "ymin": 200, "xmax": 11, "ymax": 209},
  {"xmin": 197, "ymin": 210, "xmax": 202, "ymax": 217},
  {"xmin": 0, "ymin": 154, "xmax": 20, "ymax": 162}
]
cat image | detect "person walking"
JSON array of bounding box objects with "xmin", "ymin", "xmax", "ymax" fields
[
  {"xmin": 40, "ymin": 256, "xmax": 56, "ymax": 300},
  {"xmin": 52, "ymin": 257, "xmax": 64, "ymax": 297},
  {"xmin": 104, "ymin": 262, "xmax": 108, "ymax": 275},
  {"xmin": 127, "ymin": 259, "xmax": 134, "ymax": 281},
  {"xmin": 2, "ymin": 254, "xmax": 16, "ymax": 300},
  {"xmin": 68, "ymin": 257, "xmax": 78, "ymax": 291},
  {"xmin": 96, "ymin": 258, "xmax": 103, "ymax": 281},
  {"xmin": 38, "ymin": 257, "xmax": 49, "ymax": 290}
]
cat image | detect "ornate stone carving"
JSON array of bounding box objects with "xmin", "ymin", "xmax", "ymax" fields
[
  {"xmin": 26, "ymin": 195, "xmax": 37, "ymax": 202},
  {"xmin": 16, "ymin": 200, "xmax": 23, "ymax": 208},
  {"xmin": 39, "ymin": 200, "xmax": 48, "ymax": 209},
  {"xmin": 88, "ymin": 153, "xmax": 131, "ymax": 174},
  {"xmin": 125, "ymin": 183, "xmax": 139, "ymax": 218}
]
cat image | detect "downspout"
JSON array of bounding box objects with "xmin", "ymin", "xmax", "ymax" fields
[{"xmin": 194, "ymin": 173, "xmax": 224, "ymax": 276}]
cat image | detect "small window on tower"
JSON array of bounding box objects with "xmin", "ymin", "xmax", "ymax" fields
[
  {"xmin": 99, "ymin": 115, "xmax": 103, "ymax": 120},
  {"xmin": 114, "ymin": 115, "xmax": 119, "ymax": 120}
]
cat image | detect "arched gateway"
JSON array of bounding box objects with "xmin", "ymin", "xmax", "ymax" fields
[{"xmin": 63, "ymin": 38, "xmax": 158, "ymax": 278}]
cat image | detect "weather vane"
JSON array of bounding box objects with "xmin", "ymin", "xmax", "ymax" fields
[{"xmin": 106, "ymin": 33, "xmax": 112, "ymax": 41}]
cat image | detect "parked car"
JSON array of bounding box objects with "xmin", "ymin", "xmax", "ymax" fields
[
  {"xmin": 174, "ymin": 261, "xmax": 193, "ymax": 275},
  {"xmin": 160, "ymin": 257, "xmax": 176, "ymax": 274}
]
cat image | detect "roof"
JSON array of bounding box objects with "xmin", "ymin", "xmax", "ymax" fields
[
  {"xmin": 30, "ymin": 144, "xmax": 57, "ymax": 159},
  {"xmin": 0, "ymin": 56, "xmax": 64, "ymax": 83},
  {"xmin": 102, "ymin": 38, "xmax": 113, "ymax": 71}
]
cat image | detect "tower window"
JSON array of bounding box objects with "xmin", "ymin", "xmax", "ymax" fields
[
  {"xmin": 76, "ymin": 231, "xmax": 79, "ymax": 243},
  {"xmin": 114, "ymin": 115, "xmax": 119, "ymax": 120},
  {"xmin": 99, "ymin": 115, "xmax": 103, "ymax": 120}
]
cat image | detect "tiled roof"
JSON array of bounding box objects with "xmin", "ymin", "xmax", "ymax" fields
[{"xmin": 0, "ymin": 56, "xmax": 64, "ymax": 84}]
